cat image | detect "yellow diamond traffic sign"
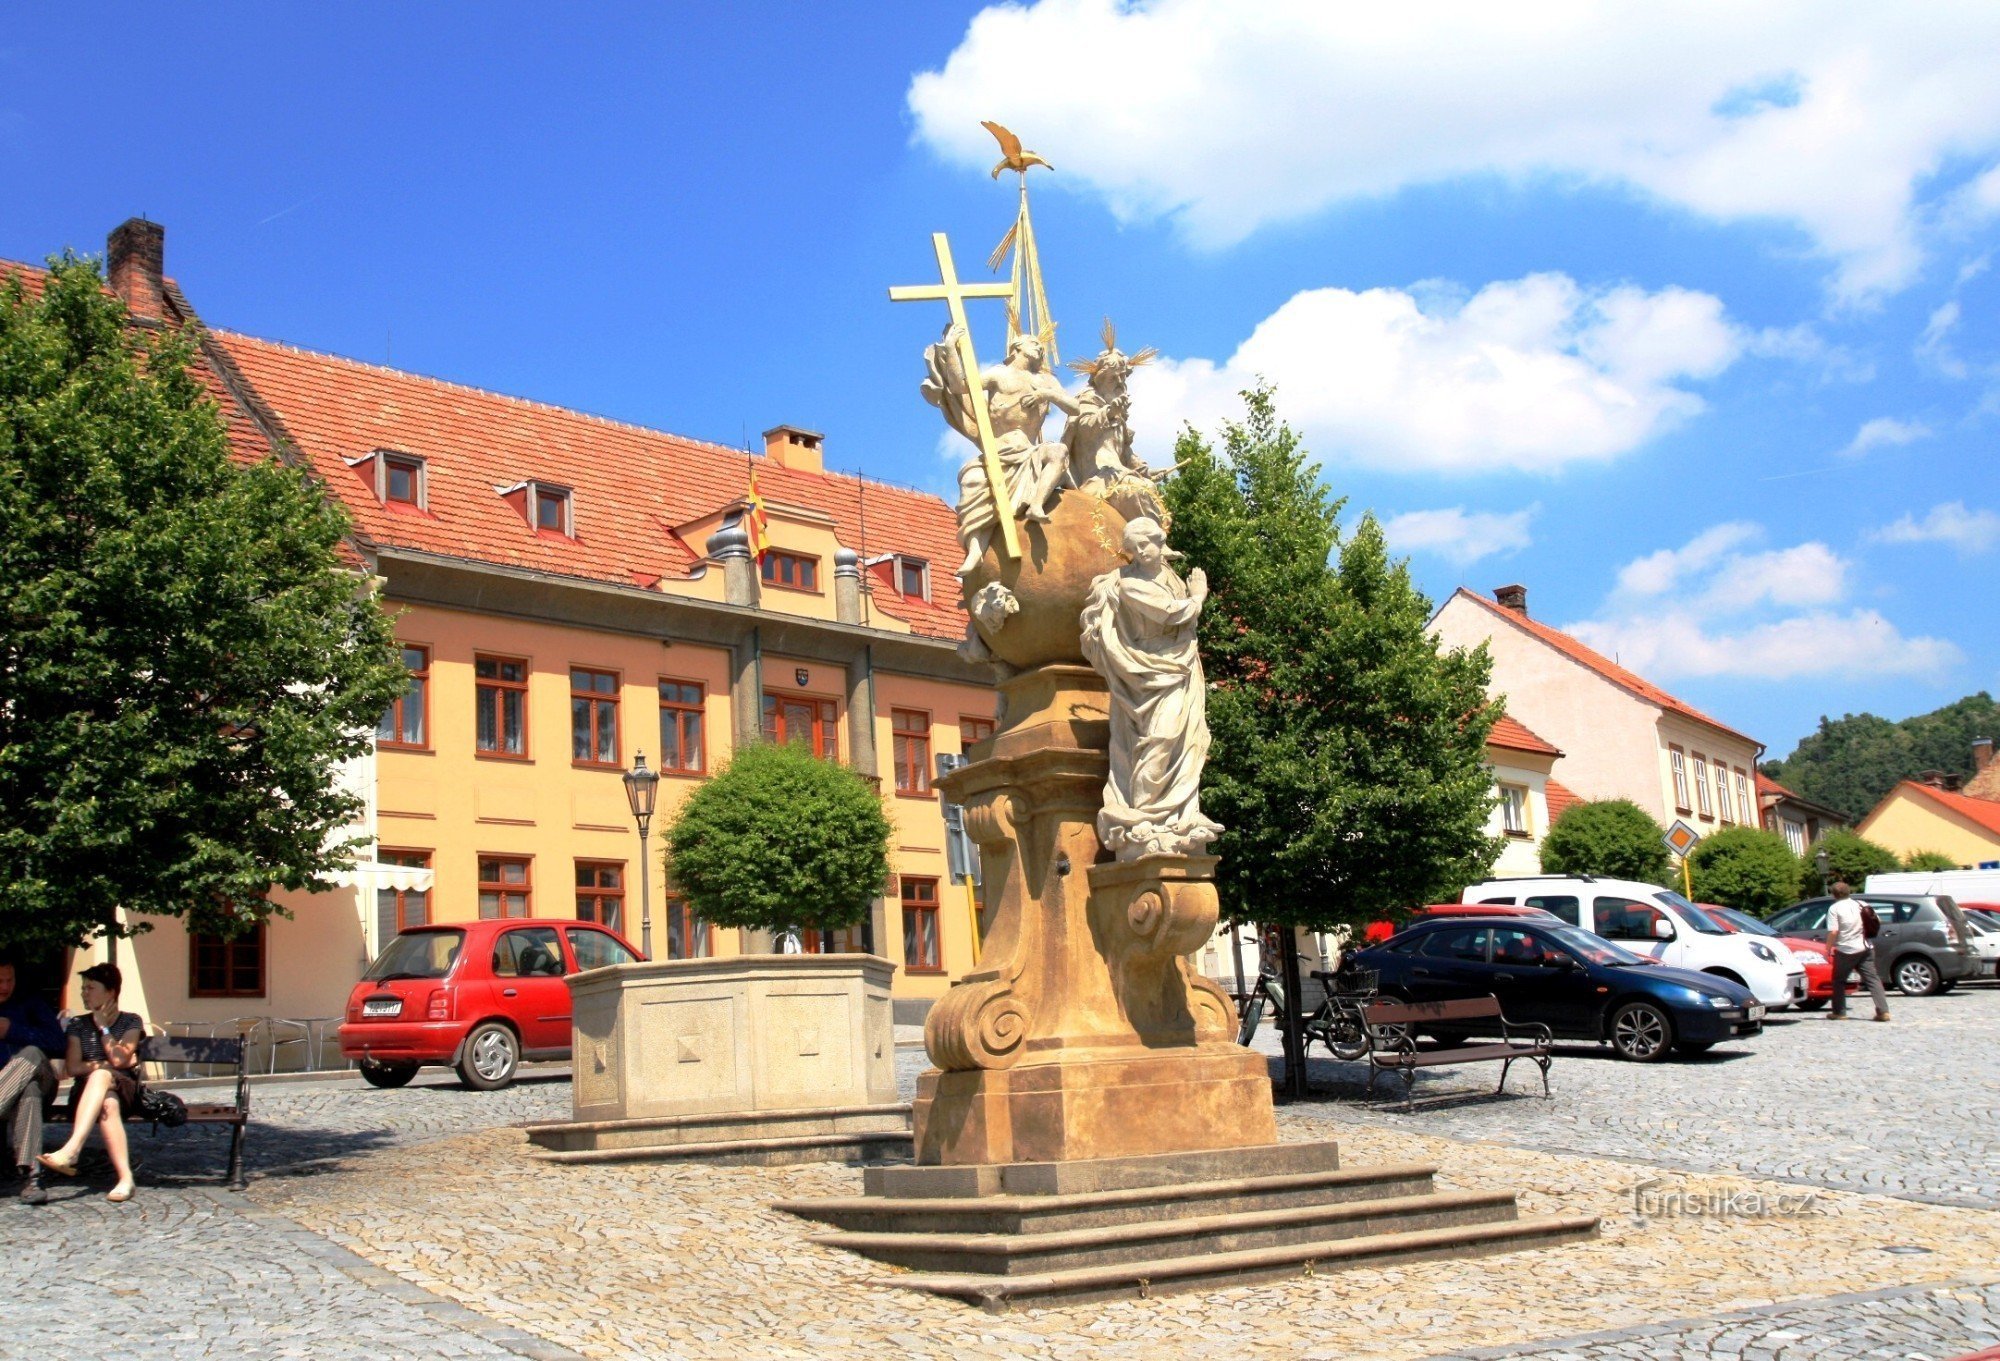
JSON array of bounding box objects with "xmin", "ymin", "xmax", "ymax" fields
[{"xmin": 1663, "ymin": 820, "xmax": 1702, "ymax": 858}]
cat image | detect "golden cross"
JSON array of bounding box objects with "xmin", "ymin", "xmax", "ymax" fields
[{"xmin": 889, "ymin": 232, "xmax": 1021, "ymax": 561}]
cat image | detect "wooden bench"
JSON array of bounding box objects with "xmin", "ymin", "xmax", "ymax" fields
[
  {"xmin": 1362, "ymin": 995, "xmax": 1553, "ymax": 1111},
  {"xmin": 44, "ymin": 1034, "xmax": 250, "ymax": 1189}
]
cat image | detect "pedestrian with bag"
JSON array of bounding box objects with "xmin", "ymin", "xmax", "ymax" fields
[{"xmin": 1825, "ymin": 882, "xmax": 1891, "ymax": 1023}]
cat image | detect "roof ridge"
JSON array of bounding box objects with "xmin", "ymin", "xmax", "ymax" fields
[{"xmin": 213, "ymin": 329, "xmax": 947, "ymax": 505}]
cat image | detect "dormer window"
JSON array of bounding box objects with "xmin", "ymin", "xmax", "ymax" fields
[
  {"xmin": 897, "ymin": 556, "xmax": 930, "ymax": 602},
  {"xmin": 382, "ymin": 453, "xmax": 426, "ymax": 508},
  {"xmin": 529, "ymin": 482, "xmax": 572, "ymax": 536}
]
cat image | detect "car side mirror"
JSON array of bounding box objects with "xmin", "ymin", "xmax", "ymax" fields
[
  {"xmin": 1552, "ymin": 954, "xmax": 1578, "ymax": 971},
  {"xmin": 1652, "ymin": 919, "xmax": 1675, "ymax": 940}
]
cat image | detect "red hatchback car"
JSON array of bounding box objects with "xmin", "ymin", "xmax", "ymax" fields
[{"xmin": 338, "ymin": 918, "xmax": 644, "ymax": 1090}]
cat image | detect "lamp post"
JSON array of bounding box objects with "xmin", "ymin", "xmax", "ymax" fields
[{"xmin": 622, "ymin": 752, "xmax": 661, "ymax": 959}]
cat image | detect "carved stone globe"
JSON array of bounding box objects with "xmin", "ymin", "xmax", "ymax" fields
[{"xmin": 963, "ymin": 489, "xmax": 1130, "ymax": 669}]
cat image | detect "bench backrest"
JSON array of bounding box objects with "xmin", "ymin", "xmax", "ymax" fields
[
  {"xmin": 1365, "ymin": 995, "xmax": 1502, "ymax": 1027},
  {"xmin": 140, "ymin": 1035, "xmax": 245, "ymax": 1068}
]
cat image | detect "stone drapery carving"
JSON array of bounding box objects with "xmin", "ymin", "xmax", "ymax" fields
[{"xmin": 1079, "ymin": 517, "xmax": 1223, "ymax": 861}]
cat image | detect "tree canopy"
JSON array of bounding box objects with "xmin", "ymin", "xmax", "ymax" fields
[
  {"xmin": 1161, "ymin": 385, "xmax": 1499, "ymax": 932},
  {"xmin": 1539, "ymin": 799, "xmax": 1673, "ymax": 885},
  {"xmin": 0, "ymin": 256, "xmax": 407, "ymax": 954},
  {"xmin": 1688, "ymin": 826, "xmax": 1801, "ymax": 915},
  {"xmin": 1901, "ymin": 849, "xmax": 1960, "ymax": 873},
  {"xmin": 1764, "ymin": 692, "xmax": 2000, "ymax": 822},
  {"xmin": 664, "ymin": 740, "xmax": 891, "ymax": 935},
  {"xmin": 1797, "ymin": 828, "xmax": 1903, "ymax": 896}
]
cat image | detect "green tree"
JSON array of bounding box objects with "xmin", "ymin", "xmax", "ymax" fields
[
  {"xmin": 1797, "ymin": 828, "xmax": 1903, "ymax": 896},
  {"xmin": 1539, "ymin": 800, "xmax": 1672, "ymax": 884},
  {"xmin": 0, "ymin": 256, "xmax": 407, "ymax": 955},
  {"xmin": 664, "ymin": 740, "xmax": 891, "ymax": 938},
  {"xmin": 1687, "ymin": 826, "xmax": 1802, "ymax": 914},
  {"xmin": 1161, "ymin": 385, "xmax": 1500, "ymax": 934},
  {"xmin": 1766, "ymin": 693, "xmax": 2000, "ymax": 821},
  {"xmin": 1900, "ymin": 849, "xmax": 1959, "ymax": 873}
]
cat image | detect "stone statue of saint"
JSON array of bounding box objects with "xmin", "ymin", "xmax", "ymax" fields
[
  {"xmin": 1065, "ymin": 322, "xmax": 1163, "ymax": 490},
  {"xmin": 1079, "ymin": 516, "xmax": 1223, "ymax": 861},
  {"xmin": 922, "ymin": 324, "xmax": 1077, "ymax": 575}
]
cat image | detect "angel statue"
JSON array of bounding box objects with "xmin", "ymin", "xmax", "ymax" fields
[
  {"xmin": 1079, "ymin": 516, "xmax": 1223, "ymax": 861},
  {"xmin": 1065, "ymin": 319, "xmax": 1163, "ymax": 489},
  {"xmin": 922, "ymin": 322, "xmax": 1077, "ymax": 576}
]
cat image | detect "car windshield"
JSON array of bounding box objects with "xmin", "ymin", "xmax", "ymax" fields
[
  {"xmin": 1709, "ymin": 905, "xmax": 1779, "ymax": 937},
  {"xmin": 1655, "ymin": 890, "xmax": 1727, "ymax": 934},
  {"xmin": 365, "ymin": 929, "xmax": 464, "ymax": 981},
  {"xmin": 1545, "ymin": 925, "xmax": 1646, "ymax": 967}
]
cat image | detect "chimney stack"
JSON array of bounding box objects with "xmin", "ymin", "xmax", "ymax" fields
[
  {"xmin": 1493, "ymin": 584, "xmax": 1528, "ymax": 616},
  {"xmin": 107, "ymin": 218, "xmax": 167, "ymax": 321},
  {"xmin": 763, "ymin": 424, "xmax": 824, "ymax": 475},
  {"xmin": 1974, "ymin": 737, "xmax": 1994, "ymax": 773}
]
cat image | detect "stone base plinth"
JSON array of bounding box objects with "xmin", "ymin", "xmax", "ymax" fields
[
  {"xmin": 911, "ymin": 1045, "xmax": 1276, "ymax": 1166},
  {"xmin": 524, "ymin": 1102, "xmax": 911, "ymax": 1167}
]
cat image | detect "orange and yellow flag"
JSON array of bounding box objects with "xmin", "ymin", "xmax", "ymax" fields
[{"xmin": 744, "ymin": 468, "xmax": 771, "ymax": 559}]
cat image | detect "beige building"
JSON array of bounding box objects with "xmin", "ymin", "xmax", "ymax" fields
[
  {"xmin": 1485, "ymin": 717, "xmax": 1563, "ymax": 875},
  {"xmin": 1430, "ymin": 585, "xmax": 1764, "ymax": 837},
  {"xmin": 1856, "ymin": 743, "xmax": 2000, "ymax": 868}
]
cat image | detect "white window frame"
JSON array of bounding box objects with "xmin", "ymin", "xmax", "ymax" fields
[
  {"xmin": 896, "ymin": 555, "xmax": 931, "ymax": 603},
  {"xmin": 1669, "ymin": 747, "xmax": 1690, "ymax": 811},
  {"xmin": 1715, "ymin": 764, "xmax": 1734, "ymax": 823},
  {"xmin": 1735, "ymin": 770, "xmax": 1753, "ymax": 829},
  {"xmin": 528, "ymin": 482, "xmax": 573, "ymax": 536},
  {"xmin": 1498, "ymin": 784, "xmax": 1530, "ymax": 836},
  {"xmin": 1692, "ymin": 753, "xmax": 1713, "ymax": 816}
]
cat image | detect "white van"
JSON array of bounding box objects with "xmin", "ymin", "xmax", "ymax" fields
[
  {"xmin": 1461, "ymin": 875, "xmax": 1807, "ymax": 1008},
  {"xmin": 1866, "ymin": 868, "xmax": 2000, "ymax": 901}
]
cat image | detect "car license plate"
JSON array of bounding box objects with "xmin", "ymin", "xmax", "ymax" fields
[
  {"xmin": 362, "ymin": 996, "xmax": 403, "ymax": 1018},
  {"xmin": 1747, "ymin": 1004, "xmax": 1765, "ymax": 1021}
]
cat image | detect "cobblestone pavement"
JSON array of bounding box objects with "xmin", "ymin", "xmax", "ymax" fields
[{"xmin": 5, "ymin": 985, "xmax": 1996, "ymax": 1360}]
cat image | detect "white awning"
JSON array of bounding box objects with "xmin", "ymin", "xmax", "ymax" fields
[{"xmin": 331, "ymin": 862, "xmax": 436, "ymax": 893}]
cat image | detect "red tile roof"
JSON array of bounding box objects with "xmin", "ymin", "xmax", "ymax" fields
[
  {"xmin": 1756, "ymin": 771, "xmax": 1796, "ymax": 801},
  {"xmin": 1453, "ymin": 589, "xmax": 1758, "ymax": 748},
  {"xmin": 209, "ymin": 333, "xmax": 966, "ymax": 639},
  {"xmin": 1487, "ymin": 714, "xmax": 1562, "ymax": 757},
  {"xmin": 1545, "ymin": 779, "xmax": 1583, "ymax": 824},
  {"xmin": 1899, "ymin": 781, "xmax": 2000, "ymax": 838}
]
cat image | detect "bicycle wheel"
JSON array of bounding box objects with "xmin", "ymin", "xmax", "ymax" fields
[
  {"xmin": 1236, "ymin": 993, "xmax": 1268, "ymax": 1047},
  {"xmin": 1326, "ymin": 1012, "xmax": 1370, "ymax": 1062}
]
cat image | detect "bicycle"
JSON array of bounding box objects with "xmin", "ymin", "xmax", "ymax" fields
[{"xmin": 1303, "ymin": 963, "xmax": 1380, "ymax": 1062}]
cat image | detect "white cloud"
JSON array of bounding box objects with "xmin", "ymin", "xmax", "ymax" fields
[
  {"xmin": 1567, "ymin": 521, "xmax": 1959, "ymax": 681},
  {"xmin": 1836, "ymin": 416, "xmax": 1931, "ymax": 459},
  {"xmin": 911, "ymin": 1, "xmax": 2000, "ymax": 299},
  {"xmin": 1871, "ymin": 501, "xmax": 2000, "ymax": 555},
  {"xmin": 1917, "ymin": 301, "xmax": 1967, "ymax": 379},
  {"xmin": 1566, "ymin": 610, "xmax": 1962, "ymax": 681},
  {"xmin": 1381, "ymin": 505, "xmax": 1536, "ymax": 566},
  {"xmin": 1128, "ymin": 274, "xmax": 1740, "ymax": 473}
]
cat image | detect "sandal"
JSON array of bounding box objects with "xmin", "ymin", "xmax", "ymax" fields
[
  {"xmin": 106, "ymin": 1183, "xmax": 135, "ymax": 1203},
  {"xmin": 35, "ymin": 1152, "xmax": 79, "ymax": 1178}
]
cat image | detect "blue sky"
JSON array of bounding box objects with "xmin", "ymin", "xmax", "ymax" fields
[{"xmin": 3, "ymin": 3, "xmax": 1996, "ymax": 760}]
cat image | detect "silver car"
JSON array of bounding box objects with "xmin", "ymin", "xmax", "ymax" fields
[{"xmin": 1767, "ymin": 894, "xmax": 1979, "ymax": 996}]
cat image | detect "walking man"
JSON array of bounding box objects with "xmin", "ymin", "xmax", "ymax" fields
[
  {"xmin": 0, "ymin": 957, "xmax": 65, "ymax": 1203},
  {"xmin": 1824, "ymin": 883, "xmax": 1891, "ymax": 1022}
]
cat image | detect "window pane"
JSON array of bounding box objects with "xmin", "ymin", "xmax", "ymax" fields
[
  {"xmin": 477, "ymin": 690, "xmax": 498, "ymax": 750},
  {"xmin": 502, "ymin": 691, "xmax": 523, "ymax": 753},
  {"xmin": 402, "ymin": 677, "xmax": 426, "ymax": 744},
  {"xmin": 596, "ymin": 701, "xmax": 616, "ymax": 762},
  {"xmin": 572, "ymin": 697, "xmax": 590, "ymax": 759},
  {"xmin": 503, "ymin": 862, "xmax": 527, "ymax": 885},
  {"xmin": 683, "ymin": 713, "xmax": 703, "ymax": 770}
]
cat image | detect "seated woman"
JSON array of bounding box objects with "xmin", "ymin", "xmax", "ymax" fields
[{"xmin": 37, "ymin": 963, "xmax": 144, "ymax": 1202}]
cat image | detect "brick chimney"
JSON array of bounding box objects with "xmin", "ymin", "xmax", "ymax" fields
[
  {"xmin": 1493, "ymin": 583, "xmax": 1528, "ymax": 616},
  {"xmin": 763, "ymin": 424, "xmax": 824, "ymax": 475},
  {"xmin": 107, "ymin": 218, "xmax": 167, "ymax": 321},
  {"xmin": 1975, "ymin": 737, "xmax": 1994, "ymax": 773}
]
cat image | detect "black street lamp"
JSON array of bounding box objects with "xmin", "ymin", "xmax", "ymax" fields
[{"xmin": 622, "ymin": 752, "xmax": 661, "ymax": 959}]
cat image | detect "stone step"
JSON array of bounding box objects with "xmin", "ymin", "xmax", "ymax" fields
[
  {"xmin": 522, "ymin": 1102, "xmax": 909, "ymax": 1154},
  {"xmin": 777, "ymin": 1161, "xmax": 1439, "ymax": 1236},
  {"xmin": 882, "ymin": 1213, "xmax": 1603, "ymax": 1311},
  {"xmin": 861, "ymin": 1140, "xmax": 1344, "ymax": 1199},
  {"xmin": 812, "ymin": 1187, "xmax": 1525, "ymax": 1276},
  {"xmin": 531, "ymin": 1130, "xmax": 913, "ymax": 1168}
]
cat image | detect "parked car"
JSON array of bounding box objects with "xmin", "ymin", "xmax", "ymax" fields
[
  {"xmin": 339, "ymin": 918, "xmax": 644, "ymax": 1090},
  {"xmin": 1351, "ymin": 915, "xmax": 1764, "ymax": 1062},
  {"xmin": 1766, "ymin": 894, "xmax": 1980, "ymax": 996},
  {"xmin": 1460, "ymin": 876, "xmax": 1806, "ymax": 1009},
  {"xmin": 1953, "ymin": 905, "xmax": 2000, "ymax": 977},
  {"xmin": 1697, "ymin": 904, "xmax": 1835, "ymax": 1010},
  {"xmin": 1362, "ymin": 902, "xmax": 1559, "ymax": 944}
]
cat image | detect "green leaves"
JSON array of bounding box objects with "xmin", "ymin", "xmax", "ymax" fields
[
  {"xmin": 1687, "ymin": 826, "xmax": 1801, "ymax": 914},
  {"xmin": 1797, "ymin": 828, "xmax": 1902, "ymax": 896},
  {"xmin": 1767, "ymin": 692, "xmax": 2000, "ymax": 822},
  {"xmin": 1161, "ymin": 385, "xmax": 1500, "ymax": 930},
  {"xmin": 664, "ymin": 741, "xmax": 891, "ymax": 934},
  {"xmin": 1539, "ymin": 799, "xmax": 1673, "ymax": 885},
  {"xmin": 0, "ymin": 257, "xmax": 407, "ymax": 952}
]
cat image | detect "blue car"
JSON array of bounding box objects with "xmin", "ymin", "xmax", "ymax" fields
[{"xmin": 1353, "ymin": 916, "xmax": 1764, "ymax": 1062}]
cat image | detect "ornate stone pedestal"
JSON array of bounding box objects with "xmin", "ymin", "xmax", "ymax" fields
[{"xmin": 915, "ymin": 662, "xmax": 1277, "ymax": 1166}]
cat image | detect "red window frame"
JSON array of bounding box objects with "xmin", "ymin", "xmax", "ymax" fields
[
  {"xmin": 378, "ymin": 848, "xmax": 432, "ymax": 933},
  {"xmin": 762, "ymin": 693, "xmax": 839, "ymax": 759},
  {"xmin": 801, "ymin": 923, "xmax": 868, "ymax": 954},
  {"xmin": 571, "ymin": 667, "xmax": 621, "ymax": 767},
  {"xmin": 478, "ymin": 855, "xmax": 533, "ymax": 919},
  {"xmin": 959, "ymin": 715, "xmax": 995, "ymax": 749},
  {"xmin": 898, "ymin": 557, "xmax": 929, "ymax": 601},
  {"xmin": 575, "ymin": 860, "xmax": 625, "ymax": 934},
  {"xmin": 382, "ymin": 454, "xmax": 425, "ymax": 508},
  {"xmin": 760, "ymin": 550, "xmax": 820, "ymax": 593},
  {"xmin": 901, "ymin": 876, "xmax": 942, "ymax": 973},
  {"xmin": 377, "ymin": 645, "xmax": 430, "ymax": 750},
  {"xmin": 531, "ymin": 482, "xmax": 572, "ymax": 535},
  {"xmin": 476, "ymin": 655, "xmax": 530, "ymax": 758},
  {"xmin": 892, "ymin": 709, "xmax": 933, "ymax": 797},
  {"xmin": 666, "ymin": 897, "xmax": 711, "ymax": 960},
  {"xmin": 658, "ymin": 679, "xmax": 707, "ymax": 774},
  {"xmin": 190, "ymin": 920, "xmax": 267, "ymax": 998}
]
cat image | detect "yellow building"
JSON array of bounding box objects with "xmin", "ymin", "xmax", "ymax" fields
[
  {"xmin": 48, "ymin": 220, "xmax": 996, "ymax": 1046},
  {"xmin": 1857, "ymin": 778, "xmax": 2000, "ymax": 869}
]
